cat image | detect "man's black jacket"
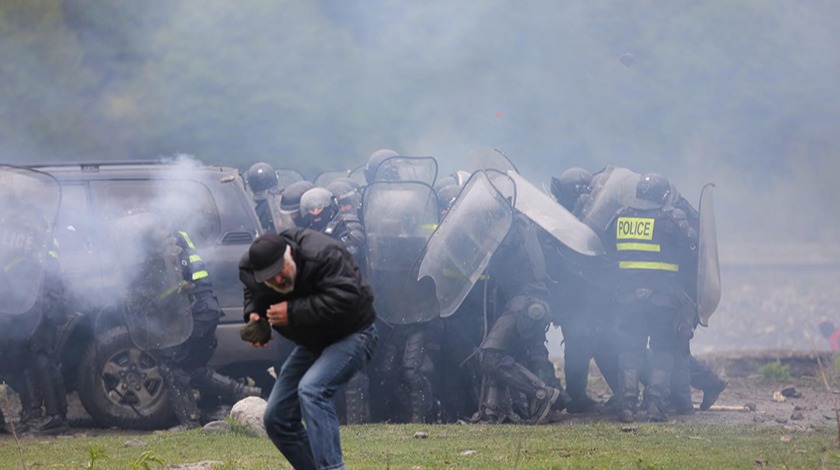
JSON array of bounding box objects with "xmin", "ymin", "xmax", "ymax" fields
[{"xmin": 240, "ymin": 227, "xmax": 376, "ymax": 349}]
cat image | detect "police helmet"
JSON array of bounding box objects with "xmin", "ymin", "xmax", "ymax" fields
[
  {"xmin": 279, "ymin": 180, "xmax": 315, "ymax": 214},
  {"xmin": 333, "ymin": 177, "xmax": 362, "ymax": 194},
  {"xmin": 245, "ymin": 162, "xmax": 278, "ymax": 195},
  {"xmin": 434, "ymin": 175, "xmax": 458, "ymax": 193},
  {"xmin": 299, "ymin": 187, "xmax": 337, "ymax": 231},
  {"xmin": 436, "ymin": 184, "xmax": 461, "ymax": 213},
  {"xmin": 632, "ymin": 173, "xmax": 671, "ymax": 209},
  {"xmin": 550, "ymin": 167, "xmax": 593, "ymax": 211},
  {"xmin": 326, "ymin": 180, "xmax": 360, "ymax": 211},
  {"xmin": 364, "ymin": 148, "xmax": 400, "ymax": 183}
]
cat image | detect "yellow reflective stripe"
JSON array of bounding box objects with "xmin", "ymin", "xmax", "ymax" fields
[
  {"xmin": 421, "ymin": 223, "xmax": 438, "ymax": 233},
  {"xmin": 192, "ymin": 270, "xmax": 209, "ymax": 281},
  {"xmin": 619, "ymin": 261, "xmax": 679, "ymax": 272},
  {"xmin": 178, "ymin": 231, "xmax": 196, "ymax": 249},
  {"xmin": 48, "ymin": 250, "xmax": 59, "ymax": 259},
  {"xmin": 189, "ymin": 254, "xmax": 202, "ymax": 263},
  {"xmin": 159, "ymin": 280, "xmax": 190, "ymax": 300},
  {"xmin": 616, "ymin": 242, "xmax": 660, "ymax": 252}
]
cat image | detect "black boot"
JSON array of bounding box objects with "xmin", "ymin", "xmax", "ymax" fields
[
  {"xmin": 617, "ymin": 367, "xmax": 640, "ymax": 423},
  {"xmin": 669, "ymin": 353, "xmax": 694, "ymax": 415},
  {"xmin": 700, "ymin": 377, "xmax": 727, "ymax": 411},
  {"xmin": 34, "ymin": 414, "xmax": 69, "ymax": 436},
  {"xmin": 617, "ymin": 398, "xmax": 636, "ymax": 424},
  {"xmin": 567, "ymin": 395, "xmax": 599, "ymax": 414},
  {"xmin": 646, "ymin": 353, "xmax": 673, "ymax": 423},
  {"xmin": 194, "ymin": 369, "xmax": 261, "ymax": 404},
  {"xmin": 15, "ymin": 369, "xmax": 43, "ymax": 433},
  {"xmin": 160, "ymin": 364, "xmax": 201, "ymax": 430}
]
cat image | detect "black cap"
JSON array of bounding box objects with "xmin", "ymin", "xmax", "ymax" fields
[{"xmin": 249, "ymin": 234, "xmax": 288, "ymax": 283}]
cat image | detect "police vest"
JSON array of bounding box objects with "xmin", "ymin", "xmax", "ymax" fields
[
  {"xmin": 176, "ymin": 230, "xmax": 213, "ymax": 296},
  {"xmin": 613, "ymin": 208, "xmax": 682, "ymax": 277}
]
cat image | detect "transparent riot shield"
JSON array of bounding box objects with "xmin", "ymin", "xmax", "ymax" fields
[
  {"xmin": 373, "ymin": 156, "xmax": 438, "ymax": 186},
  {"xmin": 0, "ymin": 166, "xmax": 61, "ymax": 323},
  {"xmin": 363, "ymin": 181, "xmax": 440, "ymax": 324},
  {"xmin": 314, "ymin": 169, "xmax": 350, "ymax": 188},
  {"xmin": 467, "ymin": 147, "xmax": 519, "ymax": 173},
  {"xmin": 348, "ymin": 164, "xmax": 367, "ymax": 187},
  {"xmin": 111, "ymin": 212, "xmax": 193, "ymax": 351},
  {"xmin": 504, "ymin": 171, "xmax": 604, "ymax": 257},
  {"xmin": 418, "ymin": 171, "xmax": 515, "ymax": 318},
  {"xmin": 580, "ymin": 166, "xmax": 641, "ymax": 235},
  {"xmin": 696, "ymin": 183, "xmax": 721, "ymax": 326},
  {"xmin": 274, "ymin": 168, "xmax": 306, "ymax": 191}
]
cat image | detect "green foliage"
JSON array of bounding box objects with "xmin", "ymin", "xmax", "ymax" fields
[
  {"xmin": 129, "ymin": 450, "xmax": 165, "ymax": 470},
  {"xmin": 757, "ymin": 360, "xmax": 792, "ymax": 381},
  {"xmin": 85, "ymin": 445, "xmax": 108, "ymax": 469}
]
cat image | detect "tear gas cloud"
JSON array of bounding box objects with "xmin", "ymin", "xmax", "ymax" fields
[{"xmin": 1, "ymin": 1, "xmax": 838, "ymax": 354}]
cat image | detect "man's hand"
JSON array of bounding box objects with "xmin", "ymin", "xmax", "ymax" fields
[{"xmin": 267, "ymin": 302, "xmax": 289, "ymax": 327}]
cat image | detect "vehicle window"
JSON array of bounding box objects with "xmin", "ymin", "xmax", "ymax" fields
[
  {"xmin": 54, "ymin": 183, "xmax": 92, "ymax": 253},
  {"xmin": 89, "ymin": 179, "xmax": 221, "ymax": 246}
]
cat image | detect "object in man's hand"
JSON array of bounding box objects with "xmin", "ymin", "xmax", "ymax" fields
[{"xmin": 240, "ymin": 317, "xmax": 272, "ymax": 344}]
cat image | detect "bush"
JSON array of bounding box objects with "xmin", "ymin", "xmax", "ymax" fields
[{"xmin": 757, "ymin": 360, "xmax": 792, "ymax": 381}]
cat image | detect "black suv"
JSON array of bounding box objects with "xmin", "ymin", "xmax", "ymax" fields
[{"xmin": 27, "ymin": 160, "xmax": 289, "ymax": 429}]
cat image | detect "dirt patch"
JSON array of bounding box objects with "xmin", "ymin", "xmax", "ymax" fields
[{"xmin": 555, "ymin": 350, "xmax": 840, "ymax": 431}]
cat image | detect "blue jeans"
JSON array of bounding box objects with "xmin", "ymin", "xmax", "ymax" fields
[{"xmin": 264, "ymin": 324, "xmax": 378, "ymax": 470}]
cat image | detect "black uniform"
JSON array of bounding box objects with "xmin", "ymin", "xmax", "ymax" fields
[
  {"xmin": 608, "ymin": 202, "xmax": 697, "ymax": 422},
  {"xmin": 154, "ymin": 230, "xmax": 258, "ymax": 428},
  {"xmin": 475, "ymin": 215, "xmax": 566, "ymax": 425},
  {"xmin": 0, "ymin": 238, "xmax": 70, "ymax": 435}
]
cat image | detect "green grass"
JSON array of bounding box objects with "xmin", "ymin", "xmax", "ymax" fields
[{"xmin": 1, "ymin": 423, "xmax": 838, "ymax": 469}]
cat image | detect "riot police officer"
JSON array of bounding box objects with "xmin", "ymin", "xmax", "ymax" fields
[
  {"xmin": 245, "ymin": 162, "xmax": 281, "ymax": 233},
  {"xmin": 117, "ymin": 213, "xmax": 260, "ymax": 429},
  {"xmin": 475, "ymin": 214, "xmax": 567, "ymax": 425},
  {"xmin": 364, "ymin": 149, "xmax": 400, "ymax": 184},
  {"xmin": 548, "ymin": 167, "xmax": 622, "ymax": 412},
  {"xmin": 607, "ymin": 173, "xmax": 697, "ymax": 423},
  {"xmin": 278, "ymin": 180, "xmax": 315, "ymax": 229},
  {"xmin": 326, "ymin": 180, "xmax": 362, "ymax": 216}
]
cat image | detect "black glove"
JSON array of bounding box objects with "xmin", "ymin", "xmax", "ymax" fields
[{"xmin": 239, "ymin": 316, "xmax": 272, "ymax": 344}]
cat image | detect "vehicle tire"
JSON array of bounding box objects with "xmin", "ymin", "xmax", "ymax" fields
[{"xmin": 76, "ymin": 326, "xmax": 174, "ymax": 430}]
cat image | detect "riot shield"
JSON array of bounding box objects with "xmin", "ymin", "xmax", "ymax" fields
[
  {"xmin": 348, "ymin": 164, "xmax": 367, "ymax": 187},
  {"xmin": 274, "ymin": 168, "xmax": 306, "ymax": 191},
  {"xmin": 111, "ymin": 212, "xmax": 193, "ymax": 351},
  {"xmin": 314, "ymin": 169, "xmax": 350, "ymax": 188},
  {"xmin": 503, "ymin": 171, "xmax": 604, "ymax": 257},
  {"xmin": 580, "ymin": 166, "xmax": 641, "ymax": 235},
  {"xmin": 0, "ymin": 166, "xmax": 61, "ymax": 321},
  {"xmin": 362, "ymin": 181, "xmax": 440, "ymax": 324},
  {"xmin": 418, "ymin": 171, "xmax": 515, "ymax": 318},
  {"xmin": 467, "ymin": 147, "xmax": 518, "ymax": 173},
  {"xmin": 696, "ymin": 183, "xmax": 721, "ymax": 326},
  {"xmin": 373, "ymin": 156, "xmax": 438, "ymax": 186}
]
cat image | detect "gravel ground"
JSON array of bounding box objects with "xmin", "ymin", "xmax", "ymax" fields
[{"xmin": 693, "ymin": 264, "xmax": 840, "ymax": 354}]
